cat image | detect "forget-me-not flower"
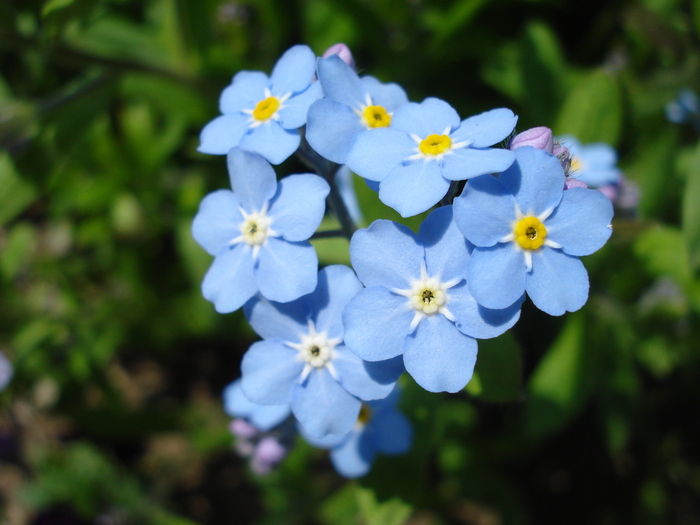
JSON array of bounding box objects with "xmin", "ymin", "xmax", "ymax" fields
[
  {"xmin": 453, "ymin": 146, "xmax": 614, "ymax": 316},
  {"xmin": 198, "ymin": 45, "xmax": 323, "ymax": 164},
  {"xmin": 240, "ymin": 265, "xmax": 404, "ymax": 438},
  {"xmin": 223, "ymin": 379, "xmax": 291, "ymax": 432},
  {"xmin": 559, "ymin": 135, "xmax": 621, "ymax": 188},
  {"xmin": 345, "ymin": 98, "xmax": 518, "ymax": 217},
  {"xmin": 192, "ymin": 148, "xmax": 329, "ymax": 313},
  {"xmin": 342, "ymin": 206, "xmax": 523, "ymax": 393}
]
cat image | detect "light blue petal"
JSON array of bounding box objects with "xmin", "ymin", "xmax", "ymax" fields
[
  {"xmin": 545, "ymin": 187, "xmax": 613, "ymax": 256},
  {"xmin": 219, "ymin": 71, "xmax": 270, "ymax": 114},
  {"xmin": 307, "ymin": 265, "xmax": 363, "ymax": 338},
  {"xmin": 243, "ymin": 294, "xmax": 310, "ymax": 342},
  {"xmin": 453, "ymin": 175, "xmax": 515, "ymax": 247},
  {"xmin": 342, "ymin": 287, "xmax": 414, "ymax": 361},
  {"xmin": 223, "ymin": 380, "xmax": 291, "ymax": 431},
  {"xmin": 316, "ymin": 55, "xmax": 365, "ymax": 107},
  {"xmin": 441, "ymin": 147, "xmax": 516, "ymax": 181},
  {"xmin": 451, "ymin": 108, "xmax": 518, "ymax": 148},
  {"xmin": 391, "ymin": 98, "xmax": 460, "ymax": 137},
  {"xmin": 226, "ymin": 147, "xmax": 277, "ymax": 211},
  {"xmin": 299, "ymin": 424, "xmax": 348, "ymax": 449},
  {"xmin": 500, "ymin": 146, "xmax": 564, "ymax": 216},
  {"xmin": 306, "ymin": 99, "xmax": 365, "ymax": 164},
  {"xmin": 379, "ymin": 161, "xmax": 450, "ymax": 217},
  {"xmin": 278, "ymin": 81, "xmax": 323, "ymax": 129},
  {"xmin": 370, "ymin": 409, "xmax": 413, "ymax": 455},
  {"xmin": 191, "ymin": 190, "xmax": 242, "ymax": 256},
  {"xmin": 419, "ymin": 206, "xmax": 471, "ymax": 284},
  {"xmin": 202, "ymin": 243, "xmax": 257, "ymax": 313},
  {"xmin": 345, "ymin": 128, "xmax": 415, "ymax": 182},
  {"xmin": 361, "ymin": 76, "xmax": 409, "ymax": 110},
  {"xmin": 198, "ymin": 113, "xmax": 250, "ymax": 155},
  {"xmin": 576, "ymin": 167, "xmax": 621, "ymax": 188},
  {"xmin": 239, "ymin": 122, "xmax": 300, "ymax": 165},
  {"xmin": 270, "ymin": 45, "xmax": 317, "ymax": 95},
  {"xmin": 293, "ymin": 367, "xmax": 361, "ymax": 438},
  {"xmin": 268, "ymin": 174, "xmax": 330, "ymax": 241},
  {"xmin": 362, "ymin": 356, "xmax": 405, "ymax": 391},
  {"xmin": 403, "ymin": 314, "xmax": 477, "ymax": 393},
  {"xmin": 335, "ymin": 166, "xmax": 363, "ymax": 224},
  {"xmin": 333, "ymin": 346, "xmax": 398, "ymax": 401},
  {"xmin": 467, "ymin": 244, "xmax": 526, "ymax": 310},
  {"xmin": 447, "ymin": 281, "xmax": 523, "ymax": 339},
  {"xmin": 256, "ymin": 238, "xmax": 318, "ymax": 303},
  {"xmin": 330, "ymin": 430, "xmax": 375, "ymax": 478},
  {"xmin": 349, "ymin": 220, "xmax": 422, "ymax": 288},
  {"xmin": 240, "ymin": 340, "xmax": 304, "ymax": 405},
  {"xmin": 526, "ymin": 248, "xmax": 589, "ymax": 316}
]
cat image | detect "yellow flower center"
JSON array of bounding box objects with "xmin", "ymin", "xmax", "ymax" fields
[
  {"xmin": 252, "ymin": 96, "xmax": 280, "ymax": 121},
  {"xmin": 419, "ymin": 134, "xmax": 452, "ymax": 156},
  {"xmin": 240, "ymin": 214, "xmax": 271, "ymax": 246},
  {"xmin": 362, "ymin": 105, "xmax": 391, "ymax": 128},
  {"xmin": 514, "ymin": 216, "xmax": 547, "ymax": 250},
  {"xmin": 357, "ymin": 404, "xmax": 372, "ymax": 426},
  {"xmin": 569, "ymin": 156, "xmax": 582, "ymax": 172}
]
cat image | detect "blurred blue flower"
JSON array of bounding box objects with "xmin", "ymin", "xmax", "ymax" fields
[
  {"xmin": 198, "ymin": 45, "xmax": 323, "ymax": 164},
  {"xmin": 666, "ymin": 89, "xmax": 699, "ymax": 125},
  {"xmin": 0, "ymin": 351, "xmax": 12, "ymax": 391},
  {"xmin": 345, "ymin": 98, "xmax": 517, "ymax": 217},
  {"xmin": 192, "ymin": 148, "xmax": 329, "ymax": 313},
  {"xmin": 342, "ymin": 207, "xmax": 522, "ymax": 393},
  {"xmin": 453, "ymin": 146, "xmax": 614, "ymax": 316},
  {"xmin": 223, "ymin": 379, "xmax": 291, "ymax": 432},
  {"xmin": 240, "ymin": 265, "xmax": 404, "ymax": 438},
  {"xmin": 559, "ymin": 135, "xmax": 621, "ymax": 188}
]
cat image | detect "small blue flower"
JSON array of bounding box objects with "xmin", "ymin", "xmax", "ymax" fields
[
  {"xmin": 0, "ymin": 351, "xmax": 12, "ymax": 391},
  {"xmin": 306, "ymin": 54, "xmax": 409, "ymax": 164},
  {"xmin": 453, "ymin": 146, "xmax": 614, "ymax": 316},
  {"xmin": 342, "ymin": 206, "xmax": 522, "ymax": 393},
  {"xmin": 240, "ymin": 265, "xmax": 404, "ymax": 438},
  {"xmin": 345, "ymin": 98, "xmax": 517, "ymax": 217},
  {"xmin": 223, "ymin": 379, "xmax": 291, "ymax": 432},
  {"xmin": 666, "ymin": 89, "xmax": 699, "ymax": 125},
  {"xmin": 198, "ymin": 45, "xmax": 323, "ymax": 164},
  {"xmin": 192, "ymin": 148, "xmax": 330, "ymax": 313},
  {"xmin": 560, "ymin": 135, "xmax": 621, "ymax": 188},
  {"xmin": 302, "ymin": 388, "xmax": 412, "ymax": 478}
]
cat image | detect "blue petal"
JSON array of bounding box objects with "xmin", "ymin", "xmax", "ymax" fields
[
  {"xmin": 453, "ymin": 175, "xmax": 515, "ymax": 247},
  {"xmin": 447, "ymin": 281, "xmax": 523, "ymax": 339},
  {"xmin": 362, "ymin": 356, "xmax": 405, "ymax": 391},
  {"xmin": 500, "ymin": 146, "xmax": 564, "ymax": 216},
  {"xmin": 467, "ymin": 243, "xmax": 526, "ymax": 310},
  {"xmin": 278, "ymin": 81, "xmax": 323, "ymax": 129},
  {"xmin": 451, "ymin": 108, "xmax": 518, "ymax": 148},
  {"xmin": 316, "ymin": 55, "xmax": 365, "ymax": 107},
  {"xmin": 223, "ymin": 380, "xmax": 291, "ymax": 431},
  {"xmin": 299, "ymin": 424, "xmax": 347, "ymax": 449},
  {"xmin": 306, "ymin": 99, "xmax": 365, "ymax": 164},
  {"xmin": 268, "ymin": 174, "xmax": 330, "ymax": 242},
  {"xmin": 441, "ymin": 147, "xmax": 516, "ymax": 181},
  {"xmin": 219, "ymin": 71, "xmax": 270, "ymax": 114},
  {"xmin": 361, "ymin": 76, "xmax": 409, "ymax": 110},
  {"xmin": 335, "ymin": 166, "xmax": 363, "ymax": 224},
  {"xmin": 403, "ymin": 314, "xmax": 478, "ymax": 393},
  {"xmin": 526, "ymin": 248, "xmax": 589, "ymax": 316},
  {"xmin": 191, "ymin": 190, "xmax": 242, "ymax": 256},
  {"xmin": 256, "ymin": 238, "xmax": 318, "ymax": 303},
  {"xmin": 243, "ymin": 294, "xmax": 310, "ymax": 342},
  {"xmin": 418, "ymin": 206, "xmax": 471, "ymax": 284},
  {"xmin": 345, "ymin": 128, "xmax": 415, "ymax": 182},
  {"xmin": 330, "ymin": 430, "xmax": 375, "ymax": 478},
  {"xmin": 202, "ymin": 243, "xmax": 257, "ymax": 313},
  {"xmin": 379, "ymin": 161, "xmax": 450, "ymax": 217},
  {"xmin": 293, "ymin": 367, "xmax": 361, "ymax": 438},
  {"xmin": 545, "ymin": 187, "xmax": 613, "ymax": 256},
  {"xmin": 349, "ymin": 220, "xmax": 422, "ymax": 288},
  {"xmin": 226, "ymin": 148, "xmax": 277, "ymax": 211},
  {"xmin": 333, "ymin": 345, "xmax": 398, "ymax": 401},
  {"xmin": 240, "ymin": 340, "xmax": 304, "ymax": 405},
  {"xmin": 391, "ymin": 98, "xmax": 460, "ymax": 137},
  {"xmin": 270, "ymin": 45, "xmax": 317, "ymax": 95},
  {"xmin": 239, "ymin": 122, "xmax": 300, "ymax": 165},
  {"xmin": 307, "ymin": 265, "xmax": 363, "ymax": 339},
  {"xmin": 342, "ymin": 287, "xmax": 414, "ymax": 361},
  {"xmin": 369, "ymin": 409, "xmax": 413, "ymax": 455},
  {"xmin": 198, "ymin": 113, "xmax": 250, "ymax": 155}
]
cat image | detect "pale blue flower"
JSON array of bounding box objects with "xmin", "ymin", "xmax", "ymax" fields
[
  {"xmin": 223, "ymin": 379, "xmax": 291, "ymax": 432},
  {"xmin": 560, "ymin": 135, "xmax": 621, "ymax": 188}
]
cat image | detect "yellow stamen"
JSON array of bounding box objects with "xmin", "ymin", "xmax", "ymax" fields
[
  {"xmin": 419, "ymin": 134, "xmax": 452, "ymax": 156},
  {"xmin": 514, "ymin": 216, "xmax": 547, "ymax": 250},
  {"xmin": 363, "ymin": 105, "xmax": 391, "ymax": 128},
  {"xmin": 253, "ymin": 96, "xmax": 280, "ymax": 121},
  {"xmin": 357, "ymin": 404, "xmax": 372, "ymax": 426}
]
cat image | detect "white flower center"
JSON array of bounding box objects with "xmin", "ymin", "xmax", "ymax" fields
[
  {"xmin": 229, "ymin": 202, "xmax": 278, "ymax": 259},
  {"xmin": 287, "ymin": 321, "xmax": 342, "ymax": 382}
]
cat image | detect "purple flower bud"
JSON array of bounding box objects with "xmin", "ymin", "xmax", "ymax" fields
[
  {"xmin": 564, "ymin": 178, "xmax": 588, "ymax": 190},
  {"xmin": 230, "ymin": 418, "xmax": 259, "ymax": 440},
  {"xmin": 598, "ymin": 184, "xmax": 619, "ymax": 202},
  {"xmin": 509, "ymin": 127, "xmax": 554, "ymax": 153},
  {"xmin": 322, "ymin": 43, "xmax": 355, "ymax": 70},
  {"xmin": 250, "ymin": 436, "xmax": 287, "ymax": 475}
]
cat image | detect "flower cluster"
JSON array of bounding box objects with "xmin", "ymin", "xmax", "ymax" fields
[{"xmin": 192, "ymin": 43, "xmax": 614, "ymax": 478}]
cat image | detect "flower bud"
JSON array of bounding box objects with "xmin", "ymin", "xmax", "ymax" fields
[
  {"xmin": 250, "ymin": 436, "xmax": 287, "ymax": 475},
  {"xmin": 230, "ymin": 418, "xmax": 259, "ymax": 440},
  {"xmin": 564, "ymin": 178, "xmax": 588, "ymax": 190},
  {"xmin": 509, "ymin": 127, "xmax": 554, "ymax": 153},
  {"xmin": 322, "ymin": 43, "xmax": 355, "ymax": 70}
]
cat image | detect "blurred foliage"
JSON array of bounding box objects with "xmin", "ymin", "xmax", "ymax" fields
[{"xmin": 1, "ymin": 0, "xmax": 700, "ymax": 523}]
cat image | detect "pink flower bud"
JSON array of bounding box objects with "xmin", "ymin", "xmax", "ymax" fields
[
  {"xmin": 250, "ymin": 436, "xmax": 287, "ymax": 475},
  {"xmin": 509, "ymin": 127, "xmax": 554, "ymax": 153},
  {"xmin": 564, "ymin": 178, "xmax": 588, "ymax": 190},
  {"xmin": 322, "ymin": 43, "xmax": 355, "ymax": 70},
  {"xmin": 230, "ymin": 418, "xmax": 259, "ymax": 439}
]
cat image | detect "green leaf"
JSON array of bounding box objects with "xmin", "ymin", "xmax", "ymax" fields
[
  {"xmin": 0, "ymin": 153, "xmax": 37, "ymax": 225},
  {"xmin": 467, "ymin": 331, "xmax": 522, "ymax": 403},
  {"xmin": 356, "ymin": 486, "xmax": 412, "ymax": 525},
  {"xmin": 682, "ymin": 141, "xmax": 700, "ymax": 273}
]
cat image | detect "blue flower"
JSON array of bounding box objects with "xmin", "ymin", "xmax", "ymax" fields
[
  {"xmin": 342, "ymin": 206, "xmax": 522, "ymax": 393},
  {"xmin": 452, "ymin": 146, "xmax": 614, "ymax": 316},
  {"xmin": 198, "ymin": 45, "xmax": 323, "ymax": 164},
  {"xmin": 192, "ymin": 148, "xmax": 330, "ymax": 313},
  {"xmin": 240, "ymin": 265, "xmax": 404, "ymax": 438},
  {"xmin": 344, "ymin": 98, "xmax": 517, "ymax": 217},
  {"xmin": 302, "ymin": 388, "xmax": 412, "ymax": 478},
  {"xmin": 306, "ymin": 54, "xmax": 409, "ymax": 164},
  {"xmin": 666, "ymin": 89, "xmax": 699, "ymax": 125},
  {"xmin": 0, "ymin": 351, "xmax": 12, "ymax": 391},
  {"xmin": 559, "ymin": 135, "xmax": 621, "ymax": 188},
  {"xmin": 223, "ymin": 379, "xmax": 291, "ymax": 432}
]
